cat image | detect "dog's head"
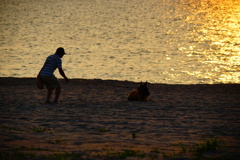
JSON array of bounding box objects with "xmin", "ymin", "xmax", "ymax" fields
[{"xmin": 137, "ymin": 81, "xmax": 150, "ymax": 100}]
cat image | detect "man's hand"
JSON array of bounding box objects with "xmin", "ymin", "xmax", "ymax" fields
[
  {"xmin": 58, "ymin": 68, "xmax": 69, "ymax": 82},
  {"xmin": 65, "ymin": 77, "xmax": 69, "ymax": 82}
]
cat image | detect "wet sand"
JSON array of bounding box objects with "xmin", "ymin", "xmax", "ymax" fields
[{"xmin": 0, "ymin": 77, "xmax": 240, "ymax": 159}]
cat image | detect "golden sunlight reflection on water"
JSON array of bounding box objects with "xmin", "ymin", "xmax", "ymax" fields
[
  {"xmin": 182, "ymin": 0, "xmax": 240, "ymax": 83},
  {"xmin": 0, "ymin": 0, "xmax": 239, "ymax": 84}
]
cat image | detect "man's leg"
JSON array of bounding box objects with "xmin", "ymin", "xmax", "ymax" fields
[
  {"xmin": 46, "ymin": 89, "xmax": 54, "ymax": 103},
  {"xmin": 54, "ymin": 87, "xmax": 61, "ymax": 103}
]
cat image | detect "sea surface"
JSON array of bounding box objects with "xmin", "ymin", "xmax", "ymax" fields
[{"xmin": 0, "ymin": 0, "xmax": 239, "ymax": 84}]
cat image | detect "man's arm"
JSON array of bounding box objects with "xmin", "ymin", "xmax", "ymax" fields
[
  {"xmin": 38, "ymin": 65, "xmax": 45, "ymax": 77},
  {"xmin": 58, "ymin": 68, "xmax": 69, "ymax": 82}
]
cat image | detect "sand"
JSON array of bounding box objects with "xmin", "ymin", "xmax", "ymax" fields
[{"xmin": 0, "ymin": 77, "xmax": 240, "ymax": 159}]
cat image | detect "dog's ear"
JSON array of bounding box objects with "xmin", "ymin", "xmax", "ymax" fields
[{"xmin": 145, "ymin": 81, "xmax": 147, "ymax": 85}]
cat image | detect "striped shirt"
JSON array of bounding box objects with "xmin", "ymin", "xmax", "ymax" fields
[{"xmin": 40, "ymin": 54, "xmax": 62, "ymax": 76}]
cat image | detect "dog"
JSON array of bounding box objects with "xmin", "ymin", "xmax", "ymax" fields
[{"xmin": 127, "ymin": 81, "xmax": 150, "ymax": 101}]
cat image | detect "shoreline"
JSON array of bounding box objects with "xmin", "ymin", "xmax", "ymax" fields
[
  {"xmin": 1, "ymin": 76, "xmax": 240, "ymax": 85},
  {"xmin": 0, "ymin": 77, "xmax": 240, "ymax": 159}
]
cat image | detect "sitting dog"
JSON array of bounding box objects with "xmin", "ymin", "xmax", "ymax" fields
[{"xmin": 127, "ymin": 81, "xmax": 150, "ymax": 101}]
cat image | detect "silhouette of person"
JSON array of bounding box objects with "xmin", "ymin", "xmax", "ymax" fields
[{"xmin": 38, "ymin": 47, "xmax": 69, "ymax": 103}]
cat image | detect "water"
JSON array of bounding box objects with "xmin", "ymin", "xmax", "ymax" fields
[{"xmin": 0, "ymin": 0, "xmax": 239, "ymax": 84}]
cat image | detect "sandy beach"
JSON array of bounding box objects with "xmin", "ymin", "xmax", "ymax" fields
[{"xmin": 0, "ymin": 77, "xmax": 240, "ymax": 159}]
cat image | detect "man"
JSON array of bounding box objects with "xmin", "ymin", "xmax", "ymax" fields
[{"xmin": 38, "ymin": 47, "xmax": 69, "ymax": 103}]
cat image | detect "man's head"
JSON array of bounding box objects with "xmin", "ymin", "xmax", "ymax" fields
[{"xmin": 55, "ymin": 47, "xmax": 66, "ymax": 58}]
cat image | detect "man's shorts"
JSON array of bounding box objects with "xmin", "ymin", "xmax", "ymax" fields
[{"xmin": 39, "ymin": 75, "xmax": 62, "ymax": 89}]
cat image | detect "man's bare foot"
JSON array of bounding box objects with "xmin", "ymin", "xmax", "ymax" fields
[{"xmin": 53, "ymin": 101, "xmax": 60, "ymax": 104}]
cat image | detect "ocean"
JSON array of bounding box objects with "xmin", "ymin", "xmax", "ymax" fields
[{"xmin": 0, "ymin": 0, "xmax": 239, "ymax": 84}]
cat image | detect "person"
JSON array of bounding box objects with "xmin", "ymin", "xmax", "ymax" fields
[{"xmin": 38, "ymin": 47, "xmax": 69, "ymax": 103}]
